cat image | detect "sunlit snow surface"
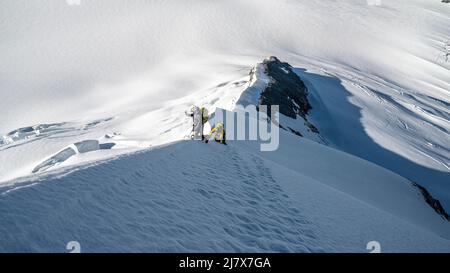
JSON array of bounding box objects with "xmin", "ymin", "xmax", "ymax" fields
[{"xmin": 0, "ymin": 0, "xmax": 449, "ymax": 252}]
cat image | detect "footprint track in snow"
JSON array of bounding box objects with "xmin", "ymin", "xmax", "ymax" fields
[
  {"xmin": 0, "ymin": 141, "xmax": 321, "ymax": 252},
  {"xmin": 184, "ymin": 146, "xmax": 320, "ymax": 252}
]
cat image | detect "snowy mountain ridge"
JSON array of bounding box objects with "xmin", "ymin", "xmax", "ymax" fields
[
  {"xmin": 2, "ymin": 56, "xmax": 450, "ymax": 252},
  {"xmin": 237, "ymin": 57, "xmax": 324, "ymax": 144},
  {"xmin": 233, "ymin": 56, "xmax": 450, "ymax": 222},
  {"xmin": 0, "ymin": 0, "xmax": 449, "ymax": 252},
  {"xmin": 1, "ymin": 125, "xmax": 450, "ymax": 252}
]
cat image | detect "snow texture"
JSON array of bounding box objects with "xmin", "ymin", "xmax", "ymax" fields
[
  {"xmin": 1, "ymin": 135, "xmax": 449, "ymax": 252},
  {"xmin": 0, "ymin": 0, "xmax": 449, "ymax": 252}
]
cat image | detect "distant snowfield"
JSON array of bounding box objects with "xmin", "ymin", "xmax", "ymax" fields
[
  {"xmin": 0, "ymin": 0, "xmax": 449, "ymax": 252},
  {"xmin": 1, "ymin": 0, "xmax": 448, "ymax": 131}
]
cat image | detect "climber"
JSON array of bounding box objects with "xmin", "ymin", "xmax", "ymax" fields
[
  {"xmin": 185, "ymin": 105, "xmax": 209, "ymax": 140},
  {"xmin": 204, "ymin": 122, "xmax": 226, "ymax": 145}
]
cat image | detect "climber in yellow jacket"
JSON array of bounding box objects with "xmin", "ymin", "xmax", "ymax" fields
[{"xmin": 204, "ymin": 122, "xmax": 227, "ymax": 145}]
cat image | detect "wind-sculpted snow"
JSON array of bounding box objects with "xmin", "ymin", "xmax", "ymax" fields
[
  {"xmin": 1, "ymin": 1, "xmax": 449, "ymax": 201},
  {"xmin": 0, "ymin": 0, "xmax": 449, "ymax": 252},
  {"xmin": 294, "ymin": 64, "xmax": 450, "ymax": 211},
  {"xmin": 1, "ymin": 123, "xmax": 69, "ymax": 148},
  {"xmin": 1, "ymin": 139, "xmax": 449, "ymax": 252},
  {"xmin": 32, "ymin": 147, "xmax": 77, "ymax": 174},
  {"xmin": 0, "ymin": 118, "xmax": 113, "ymax": 150},
  {"xmin": 0, "ymin": 142, "xmax": 322, "ymax": 252},
  {"xmin": 32, "ymin": 140, "xmax": 101, "ymax": 174}
]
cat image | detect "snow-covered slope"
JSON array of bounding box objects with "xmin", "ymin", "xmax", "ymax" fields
[
  {"xmin": 1, "ymin": 0, "xmax": 448, "ymax": 190},
  {"xmin": 1, "ymin": 132, "xmax": 449, "ymax": 252},
  {"xmin": 228, "ymin": 54, "xmax": 450, "ymax": 213},
  {"xmin": 0, "ymin": 0, "xmax": 449, "ymax": 252}
]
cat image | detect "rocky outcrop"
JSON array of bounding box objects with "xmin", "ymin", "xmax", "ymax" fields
[
  {"xmin": 258, "ymin": 56, "xmax": 312, "ymax": 119},
  {"xmin": 413, "ymin": 182, "xmax": 450, "ymax": 221},
  {"xmin": 244, "ymin": 56, "xmax": 322, "ymax": 142}
]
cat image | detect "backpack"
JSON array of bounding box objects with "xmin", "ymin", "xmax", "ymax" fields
[{"xmin": 201, "ymin": 107, "xmax": 209, "ymax": 124}]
